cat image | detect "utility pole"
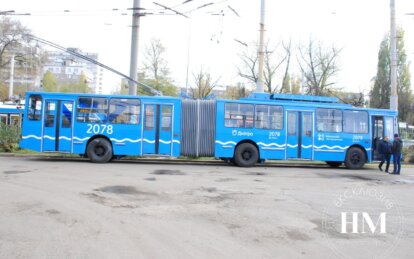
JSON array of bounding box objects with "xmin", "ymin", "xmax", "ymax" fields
[
  {"xmin": 390, "ymin": 0, "xmax": 398, "ymax": 111},
  {"xmin": 9, "ymin": 54, "xmax": 15, "ymax": 99},
  {"xmin": 256, "ymin": 0, "xmax": 266, "ymax": 93},
  {"xmin": 129, "ymin": 0, "xmax": 141, "ymax": 96}
]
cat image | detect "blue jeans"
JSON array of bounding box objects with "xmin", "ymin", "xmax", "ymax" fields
[
  {"xmin": 393, "ymin": 154, "xmax": 401, "ymax": 174},
  {"xmin": 379, "ymin": 153, "xmax": 391, "ymax": 172}
]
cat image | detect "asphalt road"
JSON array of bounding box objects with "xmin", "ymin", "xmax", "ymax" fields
[{"xmin": 0, "ymin": 156, "xmax": 413, "ymax": 259}]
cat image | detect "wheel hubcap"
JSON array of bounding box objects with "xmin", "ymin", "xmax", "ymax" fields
[
  {"xmin": 351, "ymin": 153, "xmax": 360, "ymax": 164},
  {"xmin": 95, "ymin": 146, "xmax": 105, "ymax": 157},
  {"xmin": 242, "ymin": 151, "xmax": 252, "ymax": 161}
]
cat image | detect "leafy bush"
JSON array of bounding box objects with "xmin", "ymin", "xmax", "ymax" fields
[
  {"xmin": 0, "ymin": 123, "xmax": 21, "ymax": 152},
  {"xmin": 402, "ymin": 145, "xmax": 414, "ymax": 164}
]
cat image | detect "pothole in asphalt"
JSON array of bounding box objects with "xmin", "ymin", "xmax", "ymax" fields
[
  {"xmin": 152, "ymin": 169, "xmax": 185, "ymax": 175},
  {"xmin": 3, "ymin": 170, "xmax": 31, "ymax": 174},
  {"xmin": 96, "ymin": 185, "xmax": 147, "ymax": 195}
]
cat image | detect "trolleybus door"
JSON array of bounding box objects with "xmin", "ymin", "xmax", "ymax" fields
[
  {"xmin": 142, "ymin": 104, "xmax": 173, "ymax": 155},
  {"xmin": 42, "ymin": 100, "xmax": 74, "ymax": 152},
  {"xmin": 371, "ymin": 116, "xmax": 395, "ymax": 160},
  {"xmin": 286, "ymin": 111, "xmax": 313, "ymax": 159}
]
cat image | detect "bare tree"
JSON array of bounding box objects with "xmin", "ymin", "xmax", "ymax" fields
[
  {"xmin": 142, "ymin": 38, "xmax": 169, "ymax": 80},
  {"xmin": 238, "ymin": 41, "xmax": 291, "ymax": 93},
  {"xmin": 191, "ymin": 68, "xmax": 219, "ymax": 99},
  {"xmin": 281, "ymin": 40, "xmax": 292, "ymax": 93},
  {"xmin": 0, "ymin": 17, "xmax": 47, "ymax": 100},
  {"xmin": 140, "ymin": 38, "xmax": 177, "ymax": 96},
  {"xmin": 297, "ymin": 38, "xmax": 341, "ymax": 96}
]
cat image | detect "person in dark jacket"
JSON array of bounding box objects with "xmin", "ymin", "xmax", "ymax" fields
[
  {"xmin": 391, "ymin": 133, "xmax": 403, "ymax": 174},
  {"xmin": 378, "ymin": 136, "xmax": 392, "ymax": 172}
]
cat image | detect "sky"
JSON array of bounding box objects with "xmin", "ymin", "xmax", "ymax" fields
[{"xmin": 2, "ymin": 0, "xmax": 414, "ymax": 95}]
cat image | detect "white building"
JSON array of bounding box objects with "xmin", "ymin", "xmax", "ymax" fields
[{"xmin": 42, "ymin": 48, "xmax": 103, "ymax": 94}]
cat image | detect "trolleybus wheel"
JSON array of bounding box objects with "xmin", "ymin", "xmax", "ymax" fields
[
  {"xmin": 344, "ymin": 147, "xmax": 365, "ymax": 169},
  {"xmin": 87, "ymin": 138, "xmax": 113, "ymax": 163},
  {"xmin": 234, "ymin": 143, "xmax": 258, "ymax": 167},
  {"xmin": 326, "ymin": 161, "xmax": 342, "ymax": 168}
]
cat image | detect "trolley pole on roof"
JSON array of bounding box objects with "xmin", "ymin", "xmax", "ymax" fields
[
  {"xmin": 256, "ymin": 0, "xmax": 266, "ymax": 93},
  {"xmin": 129, "ymin": 0, "xmax": 141, "ymax": 96},
  {"xmin": 390, "ymin": 0, "xmax": 398, "ymax": 111}
]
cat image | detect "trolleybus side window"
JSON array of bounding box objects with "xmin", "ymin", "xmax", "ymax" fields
[
  {"xmin": 109, "ymin": 98, "xmax": 140, "ymax": 124},
  {"xmin": 62, "ymin": 102, "xmax": 73, "ymax": 128},
  {"xmin": 77, "ymin": 97, "xmax": 108, "ymax": 123},
  {"xmin": 45, "ymin": 102, "xmax": 55, "ymax": 127},
  {"xmin": 224, "ymin": 103, "xmax": 254, "ymax": 128},
  {"xmin": 144, "ymin": 105, "xmax": 155, "ymax": 130},
  {"xmin": 28, "ymin": 95, "xmax": 42, "ymax": 121},
  {"xmin": 287, "ymin": 112, "xmax": 297, "ymax": 135},
  {"xmin": 343, "ymin": 110, "xmax": 368, "ymax": 134},
  {"xmin": 255, "ymin": 105, "xmax": 283, "ymax": 130},
  {"xmin": 303, "ymin": 113, "xmax": 313, "ymax": 136},
  {"xmin": 316, "ymin": 108, "xmax": 342, "ymax": 132},
  {"xmin": 161, "ymin": 106, "xmax": 172, "ymax": 131}
]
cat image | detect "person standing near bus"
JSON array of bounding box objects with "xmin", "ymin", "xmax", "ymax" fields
[
  {"xmin": 391, "ymin": 133, "xmax": 403, "ymax": 175},
  {"xmin": 378, "ymin": 136, "xmax": 392, "ymax": 172}
]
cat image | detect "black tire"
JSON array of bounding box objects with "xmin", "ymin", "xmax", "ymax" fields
[
  {"xmin": 326, "ymin": 161, "xmax": 342, "ymax": 168},
  {"xmin": 344, "ymin": 147, "xmax": 366, "ymax": 169},
  {"xmin": 86, "ymin": 138, "xmax": 113, "ymax": 163},
  {"xmin": 233, "ymin": 143, "xmax": 259, "ymax": 167}
]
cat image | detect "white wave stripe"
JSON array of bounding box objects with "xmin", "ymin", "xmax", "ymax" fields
[
  {"xmin": 159, "ymin": 139, "xmax": 181, "ymax": 144},
  {"xmin": 43, "ymin": 135, "xmax": 55, "ymax": 140},
  {"xmin": 59, "ymin": 136, "xmax": 72, "ymax": 141},
  {"xmin": 215, "ymin": 140, "xmax": 237, "ymax": 146},
  {"xmin": 22, "ymin": 135, "xmax": 42, "ymax": 140},
  {"xmin": 111, "ymin": 138, "xmax": 142, "ymax": 143},
  {"xmin": 287, "ymin": 144, "xmax": 298, "ymax": 148},
  {"xmin": 314, "ymin": 145, "xmax": 349, "ymax": 150},
  {"xmin": 143, "ymin": 139, "xmax": 155, "ymax": 144},
  {"xmin": 301, "ymin": 145, "xmax": 313, "ymax": 149},
  {"xmin": 257, "ymin": 142, "xmax": 286, "ymax": 148}
]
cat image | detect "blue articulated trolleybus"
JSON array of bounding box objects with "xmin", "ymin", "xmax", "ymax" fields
[
  {"xmin": 20, "ymin": 92, "xmax": 397, "ymax": 169},
  {"xmin": 0, "ymin": 103, "xmax": 24, "ymax": 126}
]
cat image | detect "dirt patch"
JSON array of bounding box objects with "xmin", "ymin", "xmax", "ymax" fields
[
  {"xmin": 199, "ymin": 187, "xmax": 217, "ymax": 193},
  {"xmin": 152, "ymin": 169, "xmax": 185, "ymax": 175},
  {"xmin": 247, "ymin": 172, "xmax": 266, "ymax": 176},
  {"xmin": 144, "ymin": 177, "xmax": 157, "ymax": 181},
  {"xmin": 81, "ymin": 193, "xmax": 107, "ymax": 205},
  {"xmin": 45, "ymin": 209, "xmax": 61, "ymax": 215},
  {"xmin": 3, "ymin": 170, "xmax": 31, "ymax": 174},
  {"xmin": 285, "ymin": 229, "xmax": 312, "ymax": 241},
  {"xmin": 215, "ymin": 178, "xmax": 237, "ymax": 182}
]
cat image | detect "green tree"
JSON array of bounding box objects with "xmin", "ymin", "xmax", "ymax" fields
[
  {"xmin": 370, "ymin": 28, "xmax": 412, "ymax": 122},
  {"xmin": 42, "ymin": 71, "xmax": 57, "ymax": 91},
  {"xmin": 225, "ymin": 83, "xmax": 250, "ymax": 100},
  {"xmin": 60, "ymin": 73, "xmax": 91, "ymax": 93},
  {"xmin": 42, "ymin": 71, "xmax": 58, "ymax": 92},
  {"xmin": 370, "ymin": 38, "xmax": 390, "ymax": 108}
]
